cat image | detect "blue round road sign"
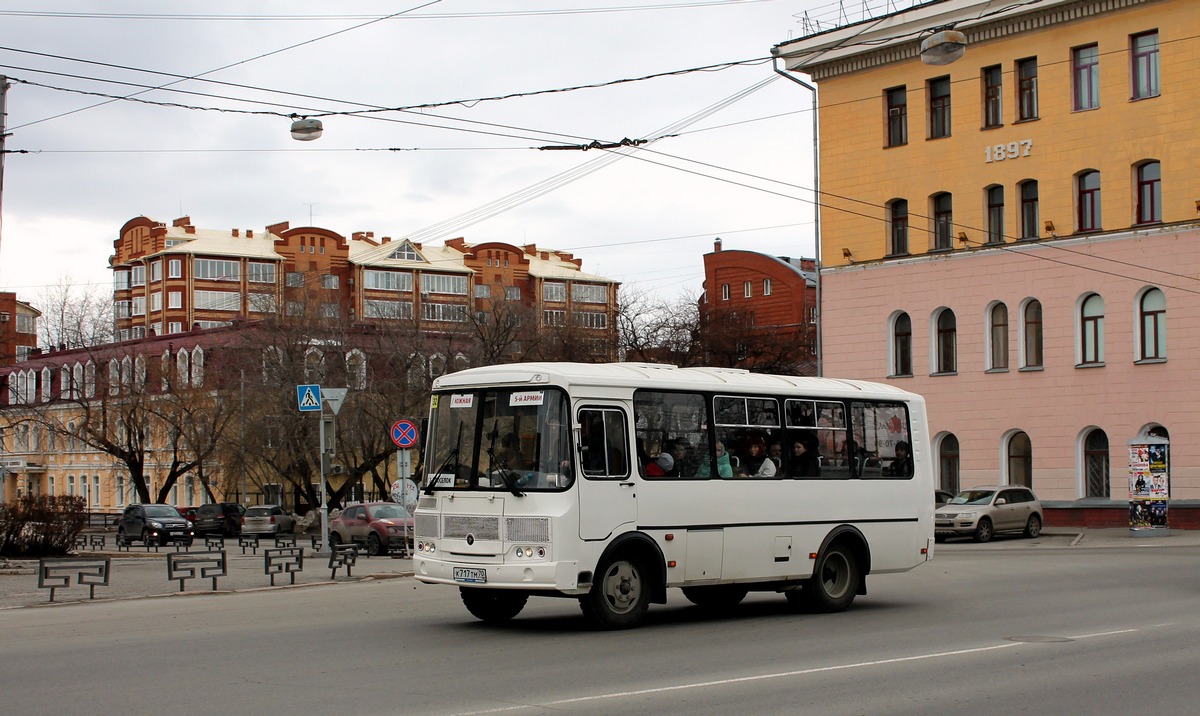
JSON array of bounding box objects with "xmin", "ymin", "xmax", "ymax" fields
[{"xmin": 391, "ymin": 419, "xmax": 419, "ymax": 448}]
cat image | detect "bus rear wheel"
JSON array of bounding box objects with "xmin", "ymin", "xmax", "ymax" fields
[
  {"xmin": 788, "ymin": 544, "xmax": 859, "ymax": 613},
  {"xmin": 580, "ymin": 555, "xmax": 650, "ymax": 630},
  {"xmin": 460, "ymin": 588, "xmax": 528, "ymax": 623},
  {"xmin": 682, "ymin": 585, "xmax": 749, "ymax": 610}
]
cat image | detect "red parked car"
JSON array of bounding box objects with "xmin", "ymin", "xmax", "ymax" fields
[
  {"xmin": 176, "ymin": 506, "xmax": 200, "ymax": 524},
  {"xmin": 329, "ymin": 502, "xmax": 413, "ymax": 556}
]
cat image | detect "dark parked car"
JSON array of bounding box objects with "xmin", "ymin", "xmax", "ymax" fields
[
  {"xmin": 194, "ymin": 502, "xmax": 245, "ymax": 536},
  {"xmin": 117, "ymin": 504, "xmax": 194, "ymax": 546}
]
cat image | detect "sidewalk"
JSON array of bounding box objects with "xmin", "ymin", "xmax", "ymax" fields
[
  {"xmin": 4, "ymin": 527, "xmax": 1198, "ymax": 609},
  {"xmin": 0, "ymin": 535, "xmax": 414, "ymax": 609}
]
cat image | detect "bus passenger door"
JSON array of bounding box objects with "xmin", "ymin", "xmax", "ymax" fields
[{"xmin": 577, "ymin": 406, "xmax": 637, "ymax": 540}]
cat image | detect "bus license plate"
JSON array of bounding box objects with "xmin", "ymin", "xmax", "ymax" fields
[{"xmin": 454, "ymin": 567, "xmax": 487, "ymax": 584}]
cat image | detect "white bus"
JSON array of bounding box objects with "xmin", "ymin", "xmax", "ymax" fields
[{"xmin": 413, "ymin": 362, "xmax": 934, "ymax": 629}]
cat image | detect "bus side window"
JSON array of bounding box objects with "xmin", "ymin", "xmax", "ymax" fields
[{"xmin": 578, "ymin": 409, "xmax": 629, "ymax": 479}]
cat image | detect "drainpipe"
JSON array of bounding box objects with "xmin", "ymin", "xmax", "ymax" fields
[{"xmin": 772, "ymin": 60, "xmax": 822, "ymax": 377}]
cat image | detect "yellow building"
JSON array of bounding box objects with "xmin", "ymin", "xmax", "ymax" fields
[{"xmin": 775, "ymin": 0, "xmax": 1200, "ymax": 521}]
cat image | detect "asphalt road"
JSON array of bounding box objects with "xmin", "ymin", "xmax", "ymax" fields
[{"xmin": 1, "ymin": 530, "xmax": 1198, "ymax": 715}]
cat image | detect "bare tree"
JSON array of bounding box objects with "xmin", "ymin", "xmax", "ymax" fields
[
  {"xmin": 231, "ymin": 313, "xmax": 448, "ymax": 511},
  {"xmin": 35, "ymin": 276, "xmax": 113, "ymax": 349},
  {"xmin": 617, "ymin": 289, "xmax": 703, "ymax": 366},
  {"xmin": 464, "ymin": 288, "xmax": 540, "ymax": 365}
]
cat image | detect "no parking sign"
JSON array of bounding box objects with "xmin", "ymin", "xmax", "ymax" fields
[{"xmin": 390, "ymin": 419, "xmax": 419, "ymax": 448}]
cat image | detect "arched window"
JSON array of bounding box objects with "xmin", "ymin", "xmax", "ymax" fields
[
  {"xmin": 986, "ymin": 186, "xmax": 1004, "ymax": 244},
  {"xmin": 191, "ymin": 347, "xmax": 205, "ymax": 387},
  {"xmin": 1138, "ymin": 288, "xmax": 1166, "ymax": 361},
  {"xmin": 988, "ymin": 303, "xmax": 1009, "ymax": 370},
  {"xmin": 262, "ymin": 346, "xmax": 285, "ymax": 385},
  {"xmin": 84, "ymin": 361, "xmax": 96, "ymax": 398},
  {"xmin": 429, "ymin": 353, "xmax": 447, "ymax": 378},
  {"xmin": 134, "ymin": 355, "xmax": 147, "ymax": 389},
  {"xmin": 305, "ymin": 349, "xmax": 325, "ymax": 383},
  {"xmin": 1007, "ymin": 431, "xmax": 1032, "ymax": 487},
  {"xmin": 1022, "ymin": 299, "xmax": 1043, "ymax": 368},
  {"xmin": 1084, "ymin": 428, "xmax": 1110, "ymax": 498},
  {"xmin": 41, "ymin": 366, "xmax": 52, "ymax": 402},
  {"xmin": 1019, "ymin": 180, "xmax": 1039, "ymax": 239},
  {"xmin": 932, "ymin": 193, "xmax": 953, "ymax": 250},
  {"xmin": 177, "ymin": 348, "xmax": 190, "ymax": 388},
  {"xmin": 162, "ymin": 351, "xmax": 172, "ymax": 390},
  {"xmin": 888, "ymin": 199, "xmax": 909, "ymax": 255},
  {"xmin": 109, "ymin": 359, "xmax": 120, "ymax": 395},
  {"xmin": 938, "ymin": 434, "xmax": 960, "ymax": 493},
  {"xmin": 1080, "ymin": 293, "xmax": 1105, "ymax": 365},
  {"xmin": 934, "ymin": 309, "xmax": 957, "ymax": 374},
  {"xmin": 1077, "ymin": 170, "xmax": 1101, "ymax": 232},
  {"xmin": 892, "ymin": 312, "xmax": 913, "ymax": 376},
  {"xmin": 345, "ymin": 350, "xmax": 367, "ymax": 390},
  {"xmin": 120, "ymin": 356, "xmax": 133, "ymax": 389},
  {"xmin": 1135, "ymin": 160, "xmax": 1161, "ymax": 225}
]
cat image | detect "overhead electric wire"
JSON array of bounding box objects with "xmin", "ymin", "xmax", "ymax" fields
[
  {"xmin": 4, "ymin": 0, "xmax": 444, "ymax": 132},
  {"xmin": 0, "ymin": 1, "xmax": 782, "ymax": 22},
  {"xmin": 400, "ymin": 76, "xmax": 778, "ymax": 244}
]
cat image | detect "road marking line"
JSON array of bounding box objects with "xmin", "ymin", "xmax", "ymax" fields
[{"xmin": 450, "ymin": 629, "xmax": 1139, "ymax": 715}]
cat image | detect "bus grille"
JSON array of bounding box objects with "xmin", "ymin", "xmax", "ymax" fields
[
  {"xmin": 443, "ymin": 515, "xmax": 500, "ymax": 541},
  {"xmin": 414, "ymin": 513, "xmax": 439, "ymax": 539},
  {"xmin": 505, "ymin": 517, "xmax": 551, "ymax": 542}
]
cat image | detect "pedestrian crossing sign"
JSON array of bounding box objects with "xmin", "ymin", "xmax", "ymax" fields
[{"xmin": 297, "ymin": 384, "xmax": 323, "ymax": 412}]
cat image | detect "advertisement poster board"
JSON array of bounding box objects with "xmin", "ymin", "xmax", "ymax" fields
[{"xmin": 1128, "ymin": 437, "xmax": 1169, "ymax": 534}]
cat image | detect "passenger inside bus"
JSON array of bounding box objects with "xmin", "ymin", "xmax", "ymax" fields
[
  {"xmin": 883, "ymin": 440, "xmax": 914, "ymax": 477},
  {"xmin": 789, "ymin": 436, "xmax": 821, "ymax": 477},
  {"xmin": 696, "ymin": 440, "xmax": 734, "ymax": 478},
  {"xmin": 645, "ymin": 452, "xmax": 674, "ymax": 477},
  {"xmin": 743, "ymin": 439, "xmax": 777, "ymax": 477}
]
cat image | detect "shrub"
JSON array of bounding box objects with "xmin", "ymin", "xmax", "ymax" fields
[{"xmin": 0, "ymin": 495, "xmax": 88, "ymax": 558}]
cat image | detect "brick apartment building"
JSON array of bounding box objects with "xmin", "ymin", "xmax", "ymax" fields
[
  {"xmin": 110, "ymin": 216, "xmax": 619, "ymax": 360},
  {"xmin": 699, "ymin": 238, "xmax": 818, "ymax": 374},
  {"xmin": 0, "ymin": 292, "xmax": 39, "ymax": 365}
]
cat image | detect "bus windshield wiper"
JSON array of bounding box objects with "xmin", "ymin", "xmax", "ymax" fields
[
  {"xmin": 486, "ymin": 422, "xmax": 524, "ymax": 497},
  {"xmin": 424, "ymin": 421, "xmax": 463, "ymax": 495}
]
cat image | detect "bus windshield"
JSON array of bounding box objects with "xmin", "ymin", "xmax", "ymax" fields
[{"xmin": 425, "ymin": 387, "xmax": 573, "ymax": 493}]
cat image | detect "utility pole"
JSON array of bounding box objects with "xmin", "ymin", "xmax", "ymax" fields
[
  {"xmin": 240, "ymin": 368, "xmax": 247, "ymax": 506},
  {"xmin": 1, "ymin": 75, "xmax": 11, "ymax": 259}
]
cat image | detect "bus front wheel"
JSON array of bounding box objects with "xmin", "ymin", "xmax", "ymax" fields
[
  {"xmin": 580, "ymin": 555, "xmax": 651, "ymax": 629},
  {"xmin": 789, "ymin": 543, "xmax": 859, "ymax": 613},
  {"xmin": 460, "ymin": 588, "xmax": 528, "ymax": 623}
]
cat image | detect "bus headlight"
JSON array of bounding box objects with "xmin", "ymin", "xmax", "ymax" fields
[
  {"xmin": 417, "ymin": 541, "xmax": 436, "ymax": 554},
  {"xmin": 512, "ymin": 546, "xmax": 547, "ymax": 559}
]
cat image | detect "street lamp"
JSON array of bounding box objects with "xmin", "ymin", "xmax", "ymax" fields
[
  {"xmin": 290, "ymin": 117, "xmax": 323, "ymax": 141},
  {"xmin": 920, "ymin": 29, "xmax": 967, "ymax": 66}
]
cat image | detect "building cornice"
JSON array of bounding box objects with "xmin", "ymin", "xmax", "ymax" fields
[{"xmin": 775, "ymin": 0, "xmax": 1162, "ymax": 81}]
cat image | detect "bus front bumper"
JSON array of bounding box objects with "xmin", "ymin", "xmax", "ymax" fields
[{"xmin": 415, "ymin": 558, "xmax": 586, "ymax": 594}]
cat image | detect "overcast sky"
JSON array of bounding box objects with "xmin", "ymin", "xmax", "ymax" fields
[{"xmin": 0, "ymin": 0, "xmax": 882, "ymax": 307}]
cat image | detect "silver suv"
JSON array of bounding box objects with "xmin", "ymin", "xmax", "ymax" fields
[{"xmin": 935, "ymin": 485, "xmax": 1042, "ymax": 543}]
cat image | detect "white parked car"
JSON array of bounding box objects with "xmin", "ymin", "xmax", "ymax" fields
[
  {"xmin": 935, "ymin": 485, "xmax": 1043, "ymax": 543},
  {"xmin": 240, "ymin": 505, "xmax": 295, "ymax": 536}
]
